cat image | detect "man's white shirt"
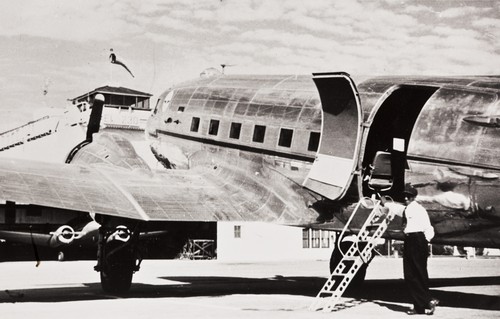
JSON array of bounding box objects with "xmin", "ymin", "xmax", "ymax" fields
[{"xmin": 385, "ymin": 201, "xmax": 435, "ymax": 241}]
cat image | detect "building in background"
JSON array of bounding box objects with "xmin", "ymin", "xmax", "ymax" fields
[
  {"xmin": 69, "ymin": 86, "xmax": 152, "ymax": 130},
  {"xmin": 217, "ymin": 222, "xmax": 335, "ymax": 261}
]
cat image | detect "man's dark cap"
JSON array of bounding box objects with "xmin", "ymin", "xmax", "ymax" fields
[{"xmin": 403, "ymin": 184, "xmax": 418, "ymax": 197}]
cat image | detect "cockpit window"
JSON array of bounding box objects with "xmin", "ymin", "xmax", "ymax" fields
[
  {"xmin": 153, "ymin": 98, "xmax": 161, "ymax": 114},
  {"xmin": 162, "ymin": 91, "xmax": 174, "ymax": 113}
]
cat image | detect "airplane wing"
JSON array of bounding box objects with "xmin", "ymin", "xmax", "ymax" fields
[
  {"xmin": 0, "ymin": 225, "xmax": 168, "ymax": 248},
  {"xmin": 0, "ymin": 230, "xmax": 52, "ymax": 247},
  {"xmin": 0, "ymin": 157, "xmax": 316, "ymax": 225}
]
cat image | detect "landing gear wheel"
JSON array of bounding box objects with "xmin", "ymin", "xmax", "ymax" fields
[
  {"xmin": 100, "ymin": 248, "xmax": 135, "ymax": 294},
  {"xmin": 98, "ymin": 237, "xmax": 137, "ymax": 294},
  {"xmin": 94, "ymin": 220, "xmax": 142, "ymax": 294},
  {"xmin": 100, "ymin": 262, "xmax": 134, "ymax": 293}
]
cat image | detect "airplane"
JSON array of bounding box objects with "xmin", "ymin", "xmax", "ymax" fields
[{"xmin": 0, "ymin": 71, "xmax": 498, "ymax": 294}]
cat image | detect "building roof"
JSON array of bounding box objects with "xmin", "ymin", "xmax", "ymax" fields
[{"xmin": 70, "ymin": 86, "xmax": 152, "ymax": 102}]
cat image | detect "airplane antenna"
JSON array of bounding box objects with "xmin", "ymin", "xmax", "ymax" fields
[{"xmin": 220, "ymin": 64, "xmax": 235, "ymax": 74}]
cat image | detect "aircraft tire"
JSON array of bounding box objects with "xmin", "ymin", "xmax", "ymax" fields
[
  {"xmin": 100, "ymin": 261, "xmax": 134, "ymax": 293},
  {"xmin": 100, "ymin": 244, "xmax": 135, "ymax": 293}
]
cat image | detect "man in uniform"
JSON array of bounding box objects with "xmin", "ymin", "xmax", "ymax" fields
[{"xmin": 382, "ymin": 184, "xmax": 439, "ymax": 315}]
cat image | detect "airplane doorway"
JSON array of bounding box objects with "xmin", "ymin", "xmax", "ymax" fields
[{"xmin": 362, "ymin": 85, "xmax": 438, "ymax": 201}]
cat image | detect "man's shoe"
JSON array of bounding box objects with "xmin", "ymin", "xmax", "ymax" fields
[
  {"xmin": 407, "ymin": 308, "xmax": 425, "ymax": 315},
  {"xmin": 426, "ymin": 299, "xmax": 439, "ymax": 315}
]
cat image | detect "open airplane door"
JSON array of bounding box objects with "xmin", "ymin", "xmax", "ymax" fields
[{"xmin": 303, "ymin": 72, "xmax": 363, "ymax": 200}]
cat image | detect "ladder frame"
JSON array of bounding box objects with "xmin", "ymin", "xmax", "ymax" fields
[{"xmin": 310, "ymin": 197, "xmax": 395, "ymax": 312}]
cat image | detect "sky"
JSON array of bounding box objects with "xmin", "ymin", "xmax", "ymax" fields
[{"xmin": 0, "ymin": 0, "xmax": 499, "ymax": 132}]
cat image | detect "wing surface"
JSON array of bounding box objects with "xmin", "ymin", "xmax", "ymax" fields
[
  {"xmin": 0, "ymin": 157, "xmax": 315, "ymax": 224},
  {"xmin": 0, "ymin": 230, "xmax": 52, "ymax": 247}
]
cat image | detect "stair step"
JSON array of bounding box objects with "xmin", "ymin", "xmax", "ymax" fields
[{"xmin": 310, "ymin": 198, "xmax": 396, "ymax": 312}]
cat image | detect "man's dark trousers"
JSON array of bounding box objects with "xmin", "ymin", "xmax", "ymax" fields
[{"xmin": 403, "ymin": 232, "xmax": 432, "ymax": 313}]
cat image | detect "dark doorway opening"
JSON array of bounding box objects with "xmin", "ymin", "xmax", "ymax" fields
[{"xmin": 362, "ymin": 85, "xmax": 438, "ymax": 201}]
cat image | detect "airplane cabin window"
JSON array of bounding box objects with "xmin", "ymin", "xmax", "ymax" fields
[
  {"xmin": 209, "ymin": 119, "xmax": 220, "ymax": 136},
  {"xmin": 278, "ymin": 128, "xmax": 293, "ymax": 147},
  {"xmin": 252, "ymin": 125, "xmax": 266, "ymax": 143},
  {"xmin": 229, "ymin": 122, "xmax": 242, "ymax": 139},
  {"xmin": 190, "ymin": 117, "xmax": 200, "ymax": 132},
  {"xmin": 308, "ymin": 131, "xmax": 321, "ymax": 152}
]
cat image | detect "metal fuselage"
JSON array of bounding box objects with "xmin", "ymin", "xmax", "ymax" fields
[{"xmin": 146, "ymin": 73, "xmax": 500, "ymax": 248}]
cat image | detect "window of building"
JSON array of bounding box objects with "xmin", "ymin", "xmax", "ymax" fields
[
  {"xmin": 209, "ymin": 119, "xmax": 220, "ymax": 136},
  {"xmin": 302, "ymin": 229, "xmax": 310, "ymax": 248},
  {"xmin": 252, "ymin": 125, "xmax": 266, "ymax": 143},
  {"xmin": 229, "ymin": 122, "xmax": 242, "ymax": 139},
  {"xmin": 177, "ymin": 106, "xmax": 185, "ymax": 112},
  {"xmin": 234, "ymin": 225, "xmax": 241, "ymax": 238},
  {"xmin": 308, "ymin": 131, "xmax": 321, "ymax": 152},
  {"xmin": 303, "ymin": 229, "xmax": 334, "ymax": 249},
  {"xmin": 190, "ymin": 117, "xmax": 200, "ymax": 132},
  {"xmin": 312, "ymin": 229, "xmax": 320, "ymax": 248},
  {"xmin": 278, "ymin": 128, "xmax": 293, "ymax": 147},
  {"xmin": 321, "ymin": 230, "xmax": 330, "ymax": 248}
]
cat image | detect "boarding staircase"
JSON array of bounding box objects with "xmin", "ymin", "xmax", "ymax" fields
[
  {"xmin": 0, "ymin": 116, "xmax": 59, "ymax": 152},
  {"xmin": 309, "ymin": 196, "xmax": 396, "ymax": 312}
]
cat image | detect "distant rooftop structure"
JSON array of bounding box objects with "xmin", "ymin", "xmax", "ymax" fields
[
  {"xmin": 69, "ymin": 86, "xmax": 154, "ymax": 130},
  {"xmin": 69, "ymin": 86, "xmax": 153, "ymax": 110},
  {"xmin": 0, "ymin": 86, "xmax": 154, "ymax": 152}
]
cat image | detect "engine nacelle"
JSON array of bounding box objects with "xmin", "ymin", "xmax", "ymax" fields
[
  {"xmin": 107, "ymin": 225, "xmax": 131, "ymax": 243},
  {"xmin": 49, "ymin": 225, "xmax": 75, "ymax": 247}
]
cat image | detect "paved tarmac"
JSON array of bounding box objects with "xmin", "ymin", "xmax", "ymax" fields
[{"xmin": 0, "ymin": 257, "xmax": 499, "ymax": 319}]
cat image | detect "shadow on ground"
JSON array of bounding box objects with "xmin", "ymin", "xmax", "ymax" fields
[
  {"xmin": 1, "ymin": 275, "xmax": 499, "ymax": 312},
  {"xmin": 349, "ymin": 276, "xmax": 500, "ymax": 312}
]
